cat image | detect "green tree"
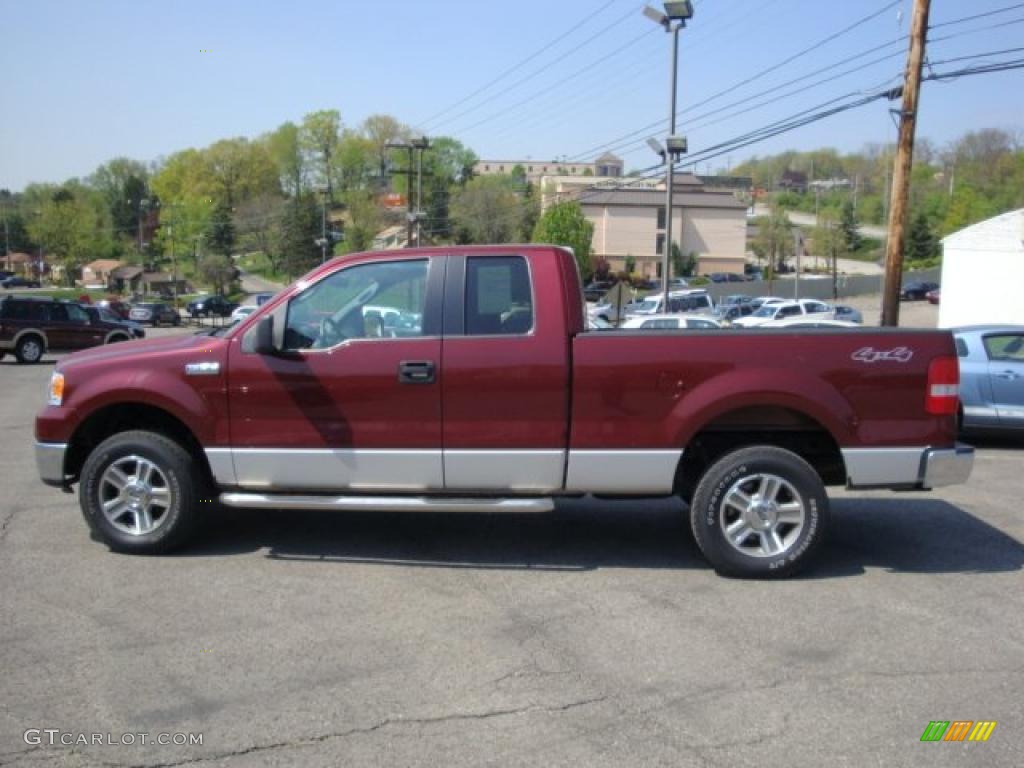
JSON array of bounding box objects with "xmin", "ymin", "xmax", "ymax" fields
[
  {"xmin": 361, "ymin": 114, "xmax": 407, "ymax": 188},
  {"xmin": 26, "ymin": 188, "xmax": 109, "ymax": 285},
  {"xmin": 906, "ymin": 212, "xmax": 938, "ymax": 264},
  {"xmin": 88, "ymin": 157, "xmax": 149, "ymax": 242},
  {"xmin": 839, "ymin": 200, "xmax": 861, "ymax": 252},
  {"xmin": 752, "ymin": 206, "xmax": 793, "ymax": 292},
  {"xmin": 532, "ymin": 200, "xmax": 594, "ymax": 281},
  {"xmin": 811, "ymin": 211, "xmax": 845, "ymax": 296},
  {"xmin": 235, "ymin": 194, "xmax": 285, "ymax": 274},
  {"xmin": 198, "ymin": 253, "xmax": 235, "ymax": 295},
  {"xmin": 206, "ymin": 202, "xmax": 236, "ymax": 258},
  {"xmin": 266, "ymin": 121, "xmax": 306, "ymax": 197},
  {"xmin": 205, "ymin": 138, "xmax": 280, "ymax": 207},
  {"xmin": 279, "ymin": 193, "xmax": 323, "ymax": 277},
  {"xmin": 451, "ymin": 176, "xmax": 523, "ymax": 244},
  {"xmin": 301, "ymin": 110, "xmax": 342, "ymax": 200}
]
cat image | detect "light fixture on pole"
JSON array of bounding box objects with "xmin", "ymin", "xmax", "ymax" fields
[{"xmin": 643, "ymin": 1, "xmax": 693, "ymax": 310}]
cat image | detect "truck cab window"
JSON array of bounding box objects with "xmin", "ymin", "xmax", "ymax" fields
[
  {"xmin": 465, "ymin": 256, "xmax": 533, "ymax": 336},
  {"xmin": 284, "ymin": 259, "xmax": 427, "ymax": 350}
]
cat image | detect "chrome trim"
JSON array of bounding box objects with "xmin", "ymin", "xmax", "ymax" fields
[
  {"xmin": 444, "ymin": 449, "xmax": 564, "ymax": 492},
  {"xmin": 564, "ymin": 449, "xmax": 682, "ymax": 494},
  {"xmin": 920, "ymin": 443, "xmax": 974, "ymax": 489},
  {"xmin": 204, "ymin": 448, "xmax": 236, "ymax": 486},
  {"xmin": 185, "ymin": 361, "xmax": 221, "ymax": 376},
  {"xmin": 842, "ymin": 447, "xmax": 930, "ymax": 488},
  {"xmin": 230, "ymin": 448, "xmax": 443, "ymax": 491},
  {"xmin": 35, "ymin": 441, "xmax": 67, "ymax": 487},
  {"xmin": 219, "ymin": 493, "xmax": 555, "ymax": 513}
]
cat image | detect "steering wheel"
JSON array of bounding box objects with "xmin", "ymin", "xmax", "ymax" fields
[{"xmin": 316, "ymin": 315, "xmax": 346, "ymax": 348}]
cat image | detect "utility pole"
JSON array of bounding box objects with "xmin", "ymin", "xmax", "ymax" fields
[
  {"xmin": 386, "ymin": 138, "xmax": 431, "ymax": 248},
  {"xmin": 793, "ymin": 229, "xmax": 802, "ymax": 300},
  {"xmin": 881, "ymin": 0, "xmax": 930, "ymax": 327}
]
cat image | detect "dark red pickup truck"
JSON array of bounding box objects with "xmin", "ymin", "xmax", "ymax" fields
[{"xmin": 35, "ymin": 246, "xmax": 973, "ymax": 577}]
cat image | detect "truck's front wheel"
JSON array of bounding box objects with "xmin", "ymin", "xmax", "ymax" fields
[
  {"xmin": 79, "ymin": 431, "xmax": 203, "ymax": 554},
  {"xmin": 690, "ymin": 446, "xmax": 829, "ymax": 578}
]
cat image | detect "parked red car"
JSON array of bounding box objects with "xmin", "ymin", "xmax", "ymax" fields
[
  {"xmin": 926, "ymin": 289, "xmax": 940, "ymax": 305},
  {"xmin": 35, "ymin": 246, "xmax": 973, "ymax": 577}
]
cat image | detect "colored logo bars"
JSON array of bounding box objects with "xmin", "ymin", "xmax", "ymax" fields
[{"xmin": 920, "ymin": 721, "xmax": 997, "ymax": 743}]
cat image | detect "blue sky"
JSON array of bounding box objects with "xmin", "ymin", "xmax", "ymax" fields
[{"xmin": 2, "ymin": 0, "xmax": 1022, "ymax": 190}]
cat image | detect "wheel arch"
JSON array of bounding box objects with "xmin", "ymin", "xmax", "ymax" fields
[
  {"xmin": 674, "ymin": 403, "xmax": 848, "ymax": 501},
  {"xmin": 64, "ymin": 402, "xmax": 213, "ymax": 486}
]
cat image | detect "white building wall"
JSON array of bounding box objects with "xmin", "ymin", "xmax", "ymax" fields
[{"xmin": 939, "ymin": 210, "xmax": 1024, "ymax": 328}]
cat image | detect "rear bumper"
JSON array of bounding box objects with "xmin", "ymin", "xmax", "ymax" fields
[
  {"xmin": 35, "ymin": 441, "xmax": 68, "ymax": 487},
  {"xmin": 842, "ymin": 443, "xmax": 974, "ymax": 490},
  {"xmin": 920, "ymin": 443, "xmax": 975, "ymax": 489}
]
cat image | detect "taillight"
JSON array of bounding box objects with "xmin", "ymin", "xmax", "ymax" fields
[{"xmin": 926, "ymin": 356, "xmax": 959, "ymax": 415}]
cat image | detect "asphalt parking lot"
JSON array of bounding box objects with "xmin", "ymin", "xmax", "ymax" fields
[{"xmin": 1, "ymin": 335, "xmax": 1021, "ymax": 768}]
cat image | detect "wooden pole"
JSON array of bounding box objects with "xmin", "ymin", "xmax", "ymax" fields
[{"xmin": 881, "ymin": 0, "xmax": 930, "ymax": 327}]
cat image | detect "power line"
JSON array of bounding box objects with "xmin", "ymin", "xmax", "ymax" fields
[
  {"xmin": 929, "ymin": 1, "xmax": 1024, "ymax": 29},
  {"xmin": 414, "ymin": 0, "xmax": 620, "ymax": 130},
  {"xmin": 566, "ymin": 0, "xmax": 903, "ymax": 163},
  {"xmin": 426, "ymin": 3, "xmax": 643, "ymax": 133}
]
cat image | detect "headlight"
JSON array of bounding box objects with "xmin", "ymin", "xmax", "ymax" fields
[{"xmin": 48, "ymin": 372, "xmax": 65, "ymax": 407}]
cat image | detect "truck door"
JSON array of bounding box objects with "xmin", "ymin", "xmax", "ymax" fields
[
  {"xmin": 984, "ymin": 332, "xmax": 1024, "ymax": 427},
  {"xmin": 440, "ymin": 253, "xmax": 570, "ymax": 493},
  {"xmin": 225, "ymin": 256, "xmax": 445, "ymax": 491}
]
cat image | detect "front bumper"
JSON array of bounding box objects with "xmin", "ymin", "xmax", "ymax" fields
[
  {"xmin": 920, "ymin": 443, "xmax": 975, "ymax": 489},
  {"xmin": 35, "ymin": 441, "xmax": 68, "ymax": 487}
]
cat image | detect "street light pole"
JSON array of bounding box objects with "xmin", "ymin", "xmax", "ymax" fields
[
  {"xmin": 662, "ymin": 22, "xmax": 680, "ymax": 312},
  {"xmin": 644, "ymin": 2, "xmax": 693, "ymax": 312}
]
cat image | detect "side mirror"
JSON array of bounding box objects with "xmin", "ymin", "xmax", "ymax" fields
[{"xmin": 254, "ymin": 316, "xmax": 276, "ymax": 355}]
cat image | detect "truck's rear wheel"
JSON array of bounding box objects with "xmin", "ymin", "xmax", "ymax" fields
[
  {"xmin": 690, "ymin": 446, "xmax": 829, "ymax": 578},
  {"xmin": 79, "ymin": 430, "xmax": 203, "ymax": 554}
]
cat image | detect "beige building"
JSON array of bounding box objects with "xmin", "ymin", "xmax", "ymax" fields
[
  {"xmin": 542, "ymin": 174, "xmax": 748, "ymax": 277},
  {"xmin": 475, "ymin": 152, "xmax": 623, "ymax": 184}
]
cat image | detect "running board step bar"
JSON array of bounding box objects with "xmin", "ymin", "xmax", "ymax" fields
[{"xmin": 219, "ymin": 493, "xmax": 555, "ymax": 513}]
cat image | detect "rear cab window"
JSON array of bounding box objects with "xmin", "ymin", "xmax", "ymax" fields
[
  {"xmin": 465, "ymin": 256, "xmax": 534, "ymax": 336},
  {"xmin": 983, "ymin": 334, "xmax": 1024, "ymax": 361}
]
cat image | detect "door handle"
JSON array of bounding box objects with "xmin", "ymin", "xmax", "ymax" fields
[
  {"xmin": 994, "ymin": 370, "xmax": 1020, "ymax": 380},
  {"xmin": 398, "ymin": 360, "xmax": 435, "ymax": 384}
]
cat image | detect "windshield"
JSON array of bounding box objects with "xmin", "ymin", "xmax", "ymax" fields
[
  {"xmin": 752, "ymin": 306, "xmax": 776, "ymax": 318},
  {"xmin": 635, "ymin": 298, "xmax": 659, "ymax": 313}
]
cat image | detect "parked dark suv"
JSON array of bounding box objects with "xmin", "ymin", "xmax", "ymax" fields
[
  {"xmin": 187, "ymin": 294, "xmax": 238, "ymax": 318},
  {"xmin": 0, "ymin": 296, "xmax": 138, "ymax": 364}
]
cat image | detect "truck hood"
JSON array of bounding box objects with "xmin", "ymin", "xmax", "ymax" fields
[{"xmin": 56, "ymin": 332, "xmax": 228, "ymax": 372}]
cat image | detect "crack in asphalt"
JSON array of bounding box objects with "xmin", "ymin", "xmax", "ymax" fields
[
  {"xmin": 55, "ymin": 696, "xmax": 611, "ymax": 768},
  {"xmin": 0, "ymin": 504, "xmax": 21, "ymax": 545}
]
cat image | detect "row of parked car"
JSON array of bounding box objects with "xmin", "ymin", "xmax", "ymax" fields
[{"xmin": 0, "ymin": 291, "xmax": 275, "ymax": 364}]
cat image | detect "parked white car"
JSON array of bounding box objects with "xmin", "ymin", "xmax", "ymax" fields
[
  {"xmin": 620, "ymin": 314, "xmax": 722, "ymax": 330},
  {"xmin": 628, "ymin": 290, "xmax": 714, "ymax": 317},
  {"xmin": 758, "ymin": 317, "xmax": 861, "ymax": 329},
  {"xmin": 230, "ymin": 305, "xmax": 258, "ymax": 322},
  {"xmin": 732, "ymin": 299, "xmax": 833, "ymax": 328}
]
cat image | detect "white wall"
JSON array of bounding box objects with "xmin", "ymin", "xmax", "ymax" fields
[
  {"xmin": 939, "ymin": 210, "xmax": 1024, "ymax": 328},
  {"xmin": 939, "ymin": 247, "xmax": 1024, "ymax": 328}
]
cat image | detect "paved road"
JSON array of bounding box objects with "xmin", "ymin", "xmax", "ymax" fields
[
  {"xmin": 754, "ymin": 204, "xmax": 889, "ymax": 240},
  {"xmin": 237, "ymin": 270, "xmax": 282, "ymax": 302},
  {"xmin": 1, "ymin": 345, "xmax": 1021, "ymax": 767}
]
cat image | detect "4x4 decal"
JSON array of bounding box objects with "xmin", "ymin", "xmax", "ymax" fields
[{"xmin": 851, "ymin": 346, "xmax": 914, "ymax": 364}]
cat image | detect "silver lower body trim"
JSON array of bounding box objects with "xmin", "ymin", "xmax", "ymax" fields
[
  {"xmin": 564, "ymin": 449, "xmax": 682, "ymax": 494},
  {"xmin": 842, "ymin": 444, "xmax": 974, "ymax": 489},
  {"xmin": 224, "ymin": 448, "xmax": 443, "ymax": 492},
  {"xmin": 444, "ymin": 449, "xmax": 564, "ymax": 492},
  {"xmin": 219, "ymin": 493, "xmax": 555, "ymax": 513},
  {"xmin": 35, "ymin": 441, "xmax": 67, "ymax": 487}
]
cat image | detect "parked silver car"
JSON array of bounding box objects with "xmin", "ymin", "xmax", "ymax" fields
[{"xmin": 954, "ymin": 325, "xmax": 1024, "ymax": 433}]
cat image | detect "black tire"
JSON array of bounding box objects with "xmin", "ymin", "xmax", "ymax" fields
[
  {"xmin": 15, "ymin": 334, "xmax": 45, "ymax": 364},
  {"xmin": 79, "ymin": 430, "xmax": 207, "ymax": 554},
  {"xmin": 690, "ymin": 446, "xmax": 829, "ymax": 579},
  {"xmin": 106, "ymin": 334, "xmax": 130, "ymax": 344}
]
